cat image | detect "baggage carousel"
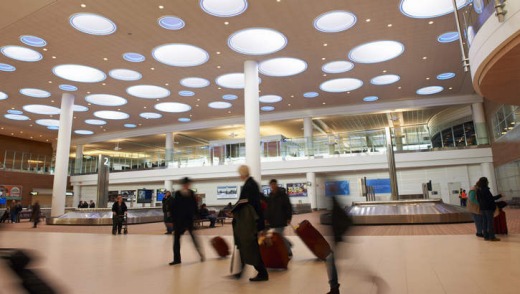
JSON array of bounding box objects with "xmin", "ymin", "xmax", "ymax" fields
[{"xmin": 46, "ymin": 207, "xmax": 163, "ymax": 225}]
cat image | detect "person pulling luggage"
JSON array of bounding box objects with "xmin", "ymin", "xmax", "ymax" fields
[
  {"xmin": 111, "ymin": 195, "xmax": 127, "ymax": 235},
  {"xmin": 265, "ymin": 179, "xmax": 293, "ymax": 257}
]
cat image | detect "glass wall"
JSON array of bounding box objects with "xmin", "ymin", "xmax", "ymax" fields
[
  {"xmin": 430, "ymin": 121, "xmax": 476, "ymax": 148},
  {"xmin": 492, "ymin": 104, "xmax": 519, "ymax": 140}
]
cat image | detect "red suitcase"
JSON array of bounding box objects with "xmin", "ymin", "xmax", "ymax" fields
[
  {"xmin": 493, "ymin": 209, "xmax": 508, "ymax": 235},
  {"xmin": 211, "ymin": 236, "xmax": 230, "ymax": 257},
  {"xmin": 294, "ymin": 220, "xmax": 331, "ymax": 260},
  {"xmin": 259, "ymin": 232, "xmax": 289, "ymax": 269}
]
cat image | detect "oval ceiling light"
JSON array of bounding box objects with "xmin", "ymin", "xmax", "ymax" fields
[
  {"xmin": 48, "ymin": 126, "xmax": 59, "ymax": 130},
  {"xmin": 123, "ymin": 52, "xmax": 145, "ymax": 62},
  {"xmin": 1, "ymin": 45, "xmax": 42, "ymax": 62},
  {"xmin": 349, "ymin": 40, "xmax": 404, "ymax": 63},
  {"xmin": 223, "ymin": 94, "xmax": 238, "ymax": 100},
  {"xmin": 178, "ymin": 117, "xmax": 191, "ymax": 122},
  {"xmin": 180, "ymin": 77, "xmax": 210, "ymax": 88},
  {"xmin": 23, "ymin": 104, "xmax": 61, "ymax": 115},
  {"xmin": 75, "ymin": 130, "xmax": 94, "ymax": 135},
  {"xmin": 322, "ymin": 60, "xmax": 354, "ymax": 73},
  {"xmin": 474, "ymin": 0, "xmax": 484, "ymax": 14},
  {"xmin": 200, "ymin": 0, "xmax": 248, "ymax": 17},
  {"xmin": 127, "ymin": 85, "xmax": 170, "ymax": 99},
  {"xmin": 20, "ymin": 35, "xmax": 47, "ymax": 47},
  {"xmin": 400, "ymin": 0, "xmax": 470, "ymax": 19},
  {"xmin": 179, "ymin": 90, "xmax": 195, "ymax": 96},
  {"xmin": 259, "ymin": 95, "xmax": 282, "ymax": 103},
  {"xmin": 85, "ymin": 119, "xmax": 107, "ymax": 125},
  {"xmin": 259, "ymin": 57, "xmax": 307, "ymax": 77},
  {"xmin": 124, "ymin": 123, "xmax": 137, "ymax": 128},
  {"xmin": 152, "ymin": 43, "xmax": 209, "ymax": 67},
  {"xmin": 208, "ymin": 101, "xmax": 232, "ymax": 109},
  {"xmin": 314, "ymin": 10, "xmax": 357, "ymax": 33},
  {"xmin": 69, "ymin": 13, "xmax": 117, "ymax": 35},
  {"xmin": 437, "ymin": 31, "xmax": 459, "ymax": 43},
  {"xmin": 437, "ymin": 72, "xmax": 456, "ymax": 80},
  {"xmin": 371, "ymin": 74, "xmax": 400, "ymax": 85},
  {"xmin": 109, "ymin": 69, "xmax": 142, "ymax": 81},
  {"xmin": 261, "ymin": 106, "xmax": 275, "ymax": 112},
  {"xmin": 94, "ymin": 110, "xmax": 129, "ymax": 120},
  {"xmin": 20, "ymin": 88, "xmax": 51, "ymax": 98},
  {"xmin": 0, "ymin": 63, "xmax": 16, "ymax": 72},
  {"xmin": 140, "ymin": 112, "xmax": 162, "ymax": 119},
  {"xmin": 216, "ymin": 73, "xmax": 244, "ymax": 89},
  {"xmin": 36, "ymin": 119, "xmax": 59, "ymax": 127},
  {"xmin": 53, "ymin": 64, "xmax": 106, "ymax": 83},
  {"xmin": 0, "ymin": 91, "xmax": 7, "ymax": 100},
  {"xmin": 155, "ymin": 102, "xmax": 191, "ymax": 113},
  {"xmin": 85, "ymin": 94, "xmax": 127, "ymax": 106},
  {"xmin": 320, "ymin": 78, "xmax": 363, "ymax": 92},
  {"xmin": 416, "ymin": 86, "xmax": 444, "ymax": 95},
  {"xmin": 73, "ymin": 105, "xmax": 89, "ymax": 112},
  {"xmin": 158, "ymin": 16, "xmax": 185, "ymax": 30},
  {"xmin": 59, "ymin": 84, "xmax": 78, "ymax": 91},
  {"xmin": 7, "ymin": 109, "xmax": 23, "ymax": 115},
  {"xmin": 228, "ymin": 28, "xmax": 287, "ymax": 55},
  {"xmin": 4, "ymin": 114, "xmax": 30, "ymax": 121},
  {"xmin": 363, "ymin": 96, "xmax": 379, "ymax": 102},
  {"xmin": 303, "ymin": 92, "xmax": 319, "ymax": 98}
]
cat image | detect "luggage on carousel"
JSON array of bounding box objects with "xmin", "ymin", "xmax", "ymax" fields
[
  {"xmin": 493, "ymin": 209, "xmax": 508, "ymax": 235},
  {"xmin": 211, "ymin": 236, "xmax": 230, "ymax": 257},
  {"xmin": 259, "ymin": 232, "xmax": 289, "ymax": 269},
  {"xmin": 294, "ymin": 220, "xmax": 331, "ymax": 260}
]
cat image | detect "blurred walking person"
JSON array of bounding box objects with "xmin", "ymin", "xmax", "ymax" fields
[
  {"xmin": 31, "ymin": 201, "xmax": 41, "ymax": 228},
  {"xmin": 162, "ymin": 191, "xmax": 174, "ymax": 234},
  {"xmin": 266, "ymin": 179, "xmax": 293, "ymax": 256}
]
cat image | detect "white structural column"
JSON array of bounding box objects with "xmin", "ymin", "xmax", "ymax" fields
[
  {"xmin": 244, "ymin": 60, "xmax": 261, "ymax": 182},
  {"xmin": 306, "ymin": 172, "xmax": 317, "ymax": 210},
  {"xmin": 472, "ymin": 102, "xmax": 489, "ymax": 145},
  {"xmin": 164, "ymin": 180, "xmax": 173, "ymax": 192},
  {"xmin": 51, "ymin": 93, "xmax": 75, "ymax": 217},
  {"xmin": 72, "ymin": 184, "xmax": 81, "ymax": 207},
  {"xmin": 165, "ymin": 132, "xmax": 174, "ymax": 166},
  {"xmin": 74, "ymin": 144, "xmax": 83, "ymax": 175},
  {"xmin": 303, "ymin": 117, "xmax": 314, "ymax": 156},
  {"xmin": 481, "ymin": 162, "xmax": 498, "ymax": 194}
]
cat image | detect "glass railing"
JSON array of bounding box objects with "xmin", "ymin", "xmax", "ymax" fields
[
  {"xmin": 1, "ymin": 151, "xmax": 56, "ymax": 174},
  {"xmin": 459, "ymin": 0, "xmax": 505, "ymax": 49}
]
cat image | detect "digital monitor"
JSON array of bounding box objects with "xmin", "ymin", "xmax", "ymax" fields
[{"xmin": 137, "ymin": 189, "xmax": 153, "ymax": 203}]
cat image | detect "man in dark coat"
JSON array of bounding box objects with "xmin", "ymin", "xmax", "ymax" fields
[
  {"xmin": 266, "ymin": 179, "xmax": 293, "ymax": 256},
  {"xmin": 476, "ymin": 177, "xmax": 502, "ymax": 241},
  {"xmin": 89, "ymin": 200, "xmax": 95, "ymax": 208},
  {"xmin": 162, "ymin": 191, "xmax": 173, "ymax": 234},
  {"xmin": 111, "ymin": 195, "xmax": 127, "ymax": 235},
  {"xmin": 31, "ymin": 201, "xmax": 41, "ymax": 228}
]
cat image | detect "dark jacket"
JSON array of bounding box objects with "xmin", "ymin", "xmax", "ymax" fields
[
  {"xmin": 162, "ymin": 195, "xmax": 172, "ymax": 214},
  {"xmin": 239, "ymin": 177, "xmax": 265, "ymax": 231},
  {"xmin": 171, "ymin": 190, "xmax": 198, "ymax": 230},
  {"xmin": 266, "ymin": 187, "xmax": 292, "ymax": 228},
  {"xmin": 31, "ymin": 203, "xmax": 41, "ymax": 222},
  {"xmin": 477, "ymin": 186, "xmax": 501, "ymax": 211},
  {"xmin": 111, "ymin": 201, "xmax": 128, "ymax": 216},
  {"xmin": 89, "ymin": 202, "xmax": 95, "ymax": 208},
  {"xmin": 232, "ymin": 200, "xmax": 262, "ymax": 266}
]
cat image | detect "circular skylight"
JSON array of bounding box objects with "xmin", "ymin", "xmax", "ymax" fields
[
  {"xmin": 322, "ymin": 61, "xmax": 354, "ymax": 73},
  {"xmin": 400, "ymin": 0, "xmax": 470, "ymax": 19},
  {"xmin": 0, "ymin": 63, "xmax": 16, "ymax": 72},
  {"xmin": 314, "ymin": 10, "xmax": 357, "ymax": 33},
  {"xmin": 23, "ymin": 104, "xmax": 60, "ymax": 115},
  {"xmin": 437, "ymin": 72, "xmax": 456, "ymax": 80},
  {"xmin": 349, "ymin": 41, "xmax": 405, "ymax": 63},
  {"xmin": 416, "ymin": 86, "xmax": 444, "ymax": 95},
  {"xmin": 474, "ymin": 0, "xmax": 484, "ymax": 14},
  {"xmin": 85, "ymin": 94, "xmax": 127, "ymax": 106},
  {"xmin": 20, "ymin": 88, "xmax": 51, "ymax": 98},
  {"xmin": 158, "ymin": 16, "xmax": 185, "ymax": 30},
  {"xmin": 259, "ymin": 95, "xmax": 282, "ymax": 103},
  {"xmin": 59, "ymin": 84, "xmax": 78, "ymax": 91},
  {"xmin": 53, "ymin": 64, "xmax": 106, "ymax": 83},
  {"xmin": 259, "ymin": 57, "xmax": 307, "ymax": 77},
  {"xmin": 200, "ymin": 0, "xmax": 248, "ymax": 17},
  {"xmin": 140, "ymin": 112, "xmax": 162, "ymax": 119},
  {"xmin": 371, "ymin": 74, "xmax": 400, "ymax": 85},
  {"xmin": 179, "ymin": 90, "xmax": 195, "ymax": 97},
  {"xmin": 75, "ymin": 130, "xmax": 94, "ymax": 135},
  {"xmin": 229, "ymin": 28, "xmax": 287, "ymax": 55},
  {"xmin": 216, "ymin": 73, "xmax": 245, "ymax": 89},
  {"xmin": 109, "ymin": 69, "xmax": 142, "ymax": 81},
  {"xmin": 69, "ymin": 13, "xmax": 117, "ymax": 35},
  {"xmin": 4, "ymin": 114, "xmax": 30, "ymax": 121},
  {"xmin": 152, "ymin": 43, "xmax": 209, "ymax": 67},
  {"xmin": 180, "ymin": 77, "xmax": 210, "ymax": 88},
  {"xmin": 7, "ymin": 110, "xmax": 23, "ymax": 115},
  {"xmin": 320, "ymin": 78, "xmax": 363, "ymax": 92},
  {"xmin": 223, "ymin": 94, "xmax": 238, "ymax": 100},
  {"xmin": 208, "ymin": 101, "xmax": 232, "ymax": 109},
  {"xmin": 36, "ymin": 119, "xmax": 59, "ymax": 127},
  {"xmin": 178, "ymin": 118, "xmax": 191, "ymax": 122},
  {"xmin": 155, "ymin": 102, "xmax": 192, "ymax": 113},
  {"xmin": 261, "ymin": 106, "xmax": 275, "ymax": 112},
  {"xmin": 363, "ymin": 96, "xmax": 379, "ymax": 102},
  {"xmin": 1, "ymin": 45, "xmax": 42, "ymax": 62},
  {"xmin": 438, "ymin": 32, "xmax": 459, "ymax": 43},
  {"xmin": 94, "ymin": 110, "xmax": 129, "ymax": 120},
  {"xmin": 124, "ymin": 123, "xmax": 137, "ymax": 128},
  {"xmin": 0, "ymin": 92, "xmax": 7, "ymax": 100},
  {"xmin": 20, "ymin": 35, "xmax": 47, "ymax": 47},
  {"xmin": 303, "ymin": 92, "xmax": 319, "ymax": 98},
  {"xmin": 85, "ymin": 119, "xmax": 106, "ymax": 125},
  {"xmin": 73, "ymin": 105, "xmax": 89, "ymax": 112},
  {"xmin": 127, "ymin": 85, "xmax": 170, "ymax": 99},
  {"xmin": 48, "ymin": 126, "xmax": 59, "ymax": 130},
  {"xmin": 123, "ymin": 52, "xmax": 145, "ymax": 62}
]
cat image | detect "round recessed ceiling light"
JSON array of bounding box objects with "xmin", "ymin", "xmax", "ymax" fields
[
  {"xmin": 0, "ymin": 91, "xmax": 7, "ymax": 100},
  {"xmin": 48, "ymin": 126, "xmax": 59, "ymax": 130},
  {"xmin": 259, "ymin": 57, "xmax": 307, "ymax": 77},
  {"xmin": 416, "ymin": 86, "xmax": 444, "ymax": 95},
  {"xmin": 303, "ymin": 92, "xmax": 319, "ymax": 98},
  {"xmin": 20, "ymin": 35, "xmax": 47, "ymax": 47},
  {"xmin": 228, "ymin": 28, "xmax": 287, "ymax": 55},
  {"xmin": 259, "ymin": 95, "xmax": 282, "ymax": 103},
  {"xmin": 363, "ymin": 96, "xmax": 379, "ymax": 102},
  {"xmin": 94, "ymin": 110, "xmax": 129, "ymax": 120},
  {"xmin": 74, "ymin": 130, "xmax": 94, "ymax": 135},
  {"xmin": 158, "ymin": 16, "xmax": 185, "ymax": 30},
  {"xmin": 59, "ymin": 84, "xmax": 78, "ymax": 91},
  {"xmin": 20, "ymin": 88, "xmax": 51, "ymax": 98},
  {"xmin": 474, "ymin": 0, "xmax": 484, "ymax": 14},
  {"xmin": 53, "ymin": 64, "xmax": 106, "ymax": 83},
  {"xmin": 109, "ymin": 69, "xmax": 142, "ymax": 81},
  {"xmin": 178, "ymin": 117, "xmax": 191, "ymax": 122},
  {"xmin": 23, "ymin": 104, "xmax": 60, "ymax": 115},
  {"xmin": 1, "ymin": 45, "xmax": 42, "ymax": 62},
  {"xmin": 320, "ymin": 78, "xmax": 363, "ymax": 92},
  {"xmin": 124, "ymin": 123, "xmax": 136, "ymax": 128},
  {"xmin": 4, "ymin": 114, "xmax": 30, "ymax": 121},
  {"xmin": 216, "ymin": 73, "xmax": 245, "ymax": 89},
  {"xmin": 400, "ymin": 0, "xmax": 470, "ymax": 19},
  {"xmin": 85, "ymin": 119, "xmax": 106, "ymax": 125},
  {"xmin": 0, "ymin": 63, "xmax": 16, "ymax": 72},
  {"xmin": 7, "ymin": 109, "xmax": 23, "ymax": 115},
  {"xmin": 223, "ymin": 94, "xmax": 238, "ymax": 100},
  {"xmin": 437, "ymin": 31, "xmax": 459, "ymax": 43},
  {"xmin": 349, "ymin": 40, "xmax": 405, "ymax": 63},
  {"xmin": 180, "ymin": 77, "xmax": 210, "ymax": 88},
  {"xmin": 85, "ymin": 94, "xmax": 127, "ymax": 106},
  {"xmin": 261, "ymin": 106, "xmax": 275, "ymax": 112},
  {"xmin": 69, "ymin": 13, "xmax": 117, "ymax": 35},
  {"xmin": 140, "ymin": 112, "xmax": 162, "ymax": 119},
  {"xmin": 437, "ymin": 72, "xmax": 456, "ymax": 80},
  {"xmin": 127, "ymin": 85, "xmax": 170, "ymax": 99},
  {"xmin": 208, "ymin": 101, "xmax": 232, "ymax": 109},
  {"xmin": 123, "ymin": 52, "xmax": 145, "ymax": 62},
  {"xmin": 152, "ymin": 43, "xmax": 209, "ymax": 67},
  {"xmin": 155, "ymin": 102, "xmax": 192, "ymax": 113},
  {"xmin": 200, "ymin": 0, "xmax": 248, "ymax": 17},
  {"xmin": 36, "ymin": 119, "xmax": 60, "ymax": 127},
  {"xmin": 322, "ymin": 60, "xmax": 354, "ymax": 73},
  {"xmin": 371, "ymin": 74, "xmax": 400, "ymax": 85},
  {"xmin": 314, "ymin": 10, "xmax": 357, "ymax": 33},
  {"xmin": 179, "ymin": 90, "xmax": 195, "ymax": 97},
  {"xmin": 73, "ymin": 105, "xmax": 89, "ymax": 112}
]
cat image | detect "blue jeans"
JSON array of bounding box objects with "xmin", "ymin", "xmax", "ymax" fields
[
  {"xmin": 472, "ymin": 213, "xmax": 484, "ymax": 235},
  {"xmin": 481, "ymin": 210, "xmax": 496, "ymax": 240},
  {"xmin": 326, "ymin": 252, "xmax": 339, "ymax": 288}
]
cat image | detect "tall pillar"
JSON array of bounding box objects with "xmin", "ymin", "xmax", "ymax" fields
[
  {"xmin": 385, "ymin": 127, "xmax": 399, "ymax": 200},
  {"xmin": 306, "ymin": 172, "xmax": 317, "ymax": 210},
  {"xmin": 72, "ymin": 184, "xmax": 81, "ymax": 207},
  {"xmin": 51, "ymin": 93, "xmax": 75, "ymax": 217},
  {"xmin": 164, "ymin": 179, "xmax": 173, "ymax": 192},
  {"xmin": 481, "ymin": 162, "xmax": 498, "ymax": 194},
  {"xmin": 472, "ymin": 102, "xmax": 489, "ymax": 145},
  {"xmin": 303, "ymin": 117, "xmax": 314, "ymax": 156},
  {"xmin": 244, "ymin": 60, "xmax": 261, "ymax": 182},
  {"xmin": 74, "ymin": 145, "xmax": 83, "ymax": 175},
  {"xmin": 165, "ymin": 132, "xmax": 174, "ymax": 166}
]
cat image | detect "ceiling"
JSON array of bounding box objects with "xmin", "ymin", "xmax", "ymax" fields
[{"xmin": 0, "ymin": 0, "xmax": 476, "ymax": 146}]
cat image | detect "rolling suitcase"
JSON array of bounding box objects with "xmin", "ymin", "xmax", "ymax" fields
[
  {"xmin": 211, "ymin": 236, "xmax": 230, "ymax": 257},
  {"xmin": 493, "ymin": 209, "xmax": 508, "ymax": 235},
  {"xmin": 294, "ymin": 220, "xmax": 331, "ymax": 260},
  {"xmin": 259, "ymin": 232, "xmax": 289, "ymax": 269}
]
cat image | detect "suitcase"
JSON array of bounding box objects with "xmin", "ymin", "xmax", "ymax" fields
[
  {"xmin": 493, "ymin": 209, "xmax": 508, "ymax": 235},
  {"xmin": 211, "ymin": 236, "xmax": 230, "ymax": 257},
  {"xmin": 259, "ymin": 232, "xmax": 289, "ymax": 269},
  {"xmin": 294, "ymin": 220, "xmax": 331, "ymax": 260}
]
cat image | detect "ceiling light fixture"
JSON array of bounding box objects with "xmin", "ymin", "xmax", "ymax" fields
[
  {"xmin": 200, "ymin": 0, "xmax": 248, "ymax": 17},
  {"xmin": 228, "ymin": 27, "xmax": 287, "ymax": 55},
  {"xmin": 313, "ymin": 10, "xmax": 357, "ymax": 33}
]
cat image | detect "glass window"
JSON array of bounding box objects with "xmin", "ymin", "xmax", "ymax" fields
[
  {"xmin": 442, "ymin": 127, "xmax": 454, "ymax": 147},
  {"xmin": 453, "ymin": 124, "xmax": 466, "ymax": 147},
  {"xmin": 431, "ymin": 133, "xmax": 442, "ymax": 148},
  {"xmin": 464, "ymin": 122, "xmax": 476, "ymax": 146}
]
